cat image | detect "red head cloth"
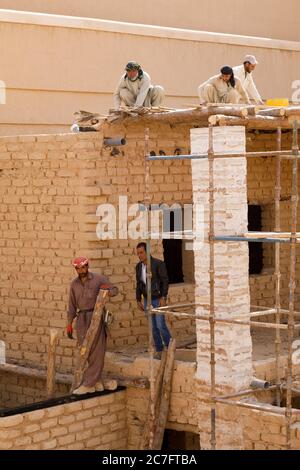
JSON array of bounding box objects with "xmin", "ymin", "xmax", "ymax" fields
[{"xmin": 72, "ymin": 256, "xmax": 89, "ymax": 268}]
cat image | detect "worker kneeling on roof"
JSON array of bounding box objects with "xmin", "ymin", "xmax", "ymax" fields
[
  {"xmin": 114, "ymin": 61, "xmax": 165, "ymax": 110},
  {"xmin": 198, "ymin": 66, "xmax": 250, "ymax": 105}
]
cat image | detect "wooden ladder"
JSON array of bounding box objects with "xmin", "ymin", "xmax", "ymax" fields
[{"xmin": 140, "ymin": 338, "xmax": 176, "ymax": 450}]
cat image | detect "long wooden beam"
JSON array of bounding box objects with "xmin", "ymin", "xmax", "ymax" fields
[
  {"xmin": 209, "ymin": 114, "xmax": 300, "ymax": 129},
  {"xmin": 152, "ymin": 339, "xmax": 176, "ymax": 450},
  {"xmin": 106, "ymin": 106, "xmax": 300, "ymax": 129},
  {"xmin": 140, "ymin": 351, "xmax": 168, "ymax": 450},
  {"xmin": 110, "ymin": 106, "xmax": 251, "ymax": 125}
]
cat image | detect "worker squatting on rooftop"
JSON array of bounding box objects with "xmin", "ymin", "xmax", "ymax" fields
[
  {"xmin": 198, "ymin": 55, "xmax": 262, "ymax": 105},
  {"xmin": 67, "ymin": 257, "xmax": 119, "ymax": 395},
  {"xmin": 198, "ymin": 65, "xmax": 251, "ymax": 105},
  {"xmin": 113, "ymin": 55, "xmax": 262, "ymax": 110},
  {"xmin": 113, "ymin": 61, "xmax": 165, "ymax": 110}
]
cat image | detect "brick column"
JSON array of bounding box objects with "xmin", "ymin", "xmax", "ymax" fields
[{"xmin": 191, "ymin": 126, "xmax": 253, "ymax": 449}]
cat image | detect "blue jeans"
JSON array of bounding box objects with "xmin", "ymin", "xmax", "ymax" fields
[{"xmin": 144, "ymin": 298, "xmax": 171, "ymax": 352}]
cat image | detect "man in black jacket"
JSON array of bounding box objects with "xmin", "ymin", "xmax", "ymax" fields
[{"xmin": 136, "ymin": 242, "xmax": 172, "ymax": 354}]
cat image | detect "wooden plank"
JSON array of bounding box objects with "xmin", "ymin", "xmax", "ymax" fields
[
  {"xmin": 46, "ymin": 329, "xmax": 58, "ymax": 398},
  {"xmin": 71, "ymin": 289, "xmax": 108, "ymax": 392},
  {"xmin": 152, "ymin": 339, "xmax": 176, "ymax": 450},
  {"xmin": 139, "ymin": 350, "xmax": 167, "ymax": 450}
]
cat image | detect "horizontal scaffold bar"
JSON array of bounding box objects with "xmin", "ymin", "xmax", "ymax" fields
[
  {"xmin": 147, "ymin": 150, "xmax": 293, "ymax": 162},
  {"xmin": 214, "ymin": 236, "xmax": 295, "ymax": 244}
]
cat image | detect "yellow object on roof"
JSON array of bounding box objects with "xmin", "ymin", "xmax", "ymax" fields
[{"xmin": 266, "ymin": 98, "xmax": 289, "ymax": 107}]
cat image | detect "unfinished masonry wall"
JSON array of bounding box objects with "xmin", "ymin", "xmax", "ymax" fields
[
  {"xmin": 0, "ymin": 390, "xmax": 127, "ymax": 450},
  {"xmin": 247, "ymin": 130, "xmax": 300, "ymax": 311},
  {"xmin": 0, "ymin": 370, "xmax": 68, "ymax": 409},
  {"xmin": 123, "ymin": 360, "xmax": 198, "ymax": 449},
  {"xmin": 0, "ymin": 123, "xmax": 299, "ymax": 372},
  {"xmin": 189, "ymin": 125, "xmax": 300, "ymax": 450},
  {"xmin": 106, "ymin": 354, "xmax": 300, "ymax": 450},
  {"xmin": 0, "ymin": 123, "xmax": 195, "ymax": 371}
]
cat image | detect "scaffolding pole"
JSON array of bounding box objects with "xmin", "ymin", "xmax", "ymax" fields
[
  {"xmin": 144, "ymin": 121, "xmax": 300, "ymax": 450},
  {"xmin": 147, "ymin": 150, "xmax": 293, "ymax": 162},
  {"xmin": 275, "ymin": 127, "xmax": 282, "ymax": 407},
  {"xmin": 208, "ymin": 124, "xmax": 216, "ymax": 450},
  {"xmin": 144, "ymin": 127, "xmax": 156, "ymax": 450},
  {"xmin": 151, "ymin": 308, "xmax": 300, "ymax": 330},
  {"xmin": 286, "ymin": 121, "xmax": 299, "ymax": 449}
]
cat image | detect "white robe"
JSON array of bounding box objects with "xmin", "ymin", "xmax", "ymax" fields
[
  {"xmin": 114, "ymin": 71, "xmax": 152, "ymax": 109},
  {"xmin": 233, "ymin": 65, "xmax": 262, "ymax": 104}
]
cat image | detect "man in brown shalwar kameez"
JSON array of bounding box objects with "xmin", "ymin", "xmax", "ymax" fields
[{"xmin": 67, "ymin": 256, "xmax": 119, "ymax": 395}]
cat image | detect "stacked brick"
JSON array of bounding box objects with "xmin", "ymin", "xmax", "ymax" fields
[
  {"xmin": 0, "ymin": 370, "xmax": 68, "ymax": 408},
  {"xmin": 0, "ymin": 121, "xmax": 195, "ymax": 371},
  {"xmin": 0, "ymin": 390, "xmax": 126, "ymax": 450}
]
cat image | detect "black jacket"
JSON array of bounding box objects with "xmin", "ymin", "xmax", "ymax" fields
[{"xmin": 136, "ymin": 257, "xmax": 169, "ymax": 301}]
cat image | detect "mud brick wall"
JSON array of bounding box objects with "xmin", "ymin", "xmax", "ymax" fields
[
  {"xmin": 247, "ymin": 130, "xmax": 300, "ymax": 311},
  {"xmin": 0, "ymin": 390, "xmax": 126, "ymax": 450},
  {"xmin": 240, "ymin": 407, "xmax": 300, "ymax": 450},
  {"xmin": 122, "ymin": 359, "xmax": 198, "ymax": 450},
  {"xmin": 0, "ymin": 370, "xmax": 68, "ymax": 409},
  {"xmin": 0, "ymin": 122, "xmax": 299, "ymax": 374},
  {"xmin": 0, "ymin": 121, "xmax": 195, "ymax": 371}
]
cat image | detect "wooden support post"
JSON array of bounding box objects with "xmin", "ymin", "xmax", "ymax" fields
[
  {"xmin": 152, "ymin": 339, "xmax": 176, "ymax": 450},
  {"xmin": 46, "ymin": 329, "xmax": 58, "ymax": 398},
  {"xmin": 71, "ymin": 289, "xmax": 108, "ymax": 393},
  {"xmin": 140, "ymin": 351, "xmax": 167, "ymax": 450}
]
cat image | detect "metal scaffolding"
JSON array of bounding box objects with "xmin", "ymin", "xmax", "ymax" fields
[{"xmin": 143, "ymin": 119, "xmax": 300, "ymax": 450}]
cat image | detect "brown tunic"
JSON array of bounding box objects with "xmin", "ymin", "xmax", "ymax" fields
[{"xmin": 67, "ymin": 272, "xmax": 118, "ymax": 387}]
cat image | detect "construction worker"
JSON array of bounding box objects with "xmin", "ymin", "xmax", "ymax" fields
[
  {"xmin": 198, "ymin": 66, "xmax": 250, "ymax": 105},
  {"xmin": 135, "ymin": 242, "xmax": 171, "ymax": 358},
  {"xmin": 114, "ymin": 61, "xmax": 165, "ymax": 110},
  {"xmin": 67, "ymin": 257, "xmax": 119, "ymax": 395},
  {"xmin": 233, "ymin": 55, "xmax": 263, "ymax": 104}
]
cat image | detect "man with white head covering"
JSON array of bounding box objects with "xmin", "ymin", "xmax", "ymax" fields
[
  {"xmin": 233, "ymin": 55, "xmax": 263, "ymax": 104},
  {"xmin": 67, "ymin": 256, "xmax": 119, "ymax": 395},
  {"xmin": 114, "ymin": 61, "xmax": 165, "ymax": 109}
]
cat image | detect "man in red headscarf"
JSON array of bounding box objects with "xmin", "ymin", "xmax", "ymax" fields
[{"xmin": 67, "ymin": 256, "xmax": 119, "ymax": 395}]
